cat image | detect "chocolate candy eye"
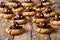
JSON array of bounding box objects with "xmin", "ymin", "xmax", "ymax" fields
[
  {"xmin": 13, "ymin": 2, "xmax": 21, "ymax": 8},
  {"xmin": 12, "ymin": 22, "xmax": 19, "ymax": 27},
  {"xmin": 37, "ymin": 2, "xmax": 43, "ymax": 7},
  {"xmin": 0, "ymin": 2, "xmax": 5, "ymax": 7},
  {"xmin": 42, "ymin": 0, "xmax": 47, "ymax": 2},
  {"xmin": 38, "ymin": 22, "xmax": 49, "ymax": 28},
  {"xmin": 19, "ymin": 26, "xmax": 23, "ymax": 29},
  {"xmin": 13, "ymin": 14, "xmax": 26, "ymax": 20},
  {"xmin": 9, "ymin": 1, "xmax": 21, "ymax": 8},
  {"xmin": 25, "ymin": 0, "xmax": 32, "ymax": 2},
  {"xmin": 25, "ymin": 7, "xmax": 35, "ymax": 12},
  {"xmin": 36, "ymin": 13, "xmax": 44, "ymax": 18},
  {"xmin": 17, "ymin": 14, "xmax": 26, "ymax": 19},
  {"xmin": 53, "ymin": 15, "xmax": 60, "ymax": 20},
  {"xmin": 27, "ymin": 7, "xmax": 32, "ymax": 10},
  {"xmin": 45, "ymin": 7, "xmax": 52, "ymax": 13},
  {"xmin": 3, "ymin": 7, "xmax": 12, "ymax": 14},
  {"xmin": 10, "ymin": 22, "xmax": 23, "ymax": 29},
  {"xmin": 26, "ymin": 0, "xmax": 31, "ymax": 1},
  {"xmin": 10, "ymin": 22, "xmax": 19, "ymax": 29}
]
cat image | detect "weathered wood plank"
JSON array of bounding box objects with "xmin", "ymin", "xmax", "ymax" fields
[
  {"xmin": 0, "ymin": 18, "xmax": 13, "ymax": 40},
  {"xmin": 0, "ymin": 0, "xmax": 60, "ymax": 40},
  {"xmin": 50, "ymin": 27, "xmax": 60, "ymax": 40}
]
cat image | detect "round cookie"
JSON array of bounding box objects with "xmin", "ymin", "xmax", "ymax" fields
[
  {"xmin": 12, "ymin": 14, "xmax": 27, "ymax": 25},
  {"xmin": 32, "ymin": 12, "xmax": 49, "ymax": 23},
  {"xmin": 42, "ymin": 7, "xmax": 56, "ymax": 17},
  {"xmin": 50, "ymin": 14, "xmax": 60, "ymax": 26},
  {"xmin": 11, "ymin": 1, "xmax": 25, "ymax": 13},
  {"xmin": 6, "ymin": 22, "xmax": 24, "ymax": 35},
  {"xmin": 6, "ymin": 1, "xmax": 20, "ymax": 8},
  {"xmin": 41, "ymin": 0, "xmax": 51, "ymax": 6},
  {"xmin": 35, "ymin": 22, "xmax": 52, "ymax": 34},
  {"xmin": 23, "ymin": 7, "xmax": 36, "ymax": 16},
  {"xmin": 0, "ymin": 7, "xmax": 14, "ymax": 19},
  {"xmin": 21, "ymin": 0, "xmax": 35, "ymax": 7},
  {"xmin": 33, "ymin": 2, "xmax": 46, "ymax": 12}
]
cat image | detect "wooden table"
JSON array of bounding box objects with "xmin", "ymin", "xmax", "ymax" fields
[{"xmin": 0, "ymin": 0, "xmax": 60, "ymax": 40}]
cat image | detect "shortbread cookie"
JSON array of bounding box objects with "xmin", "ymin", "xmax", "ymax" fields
[
  {"xmin": 50, "ymin": 14, "xmax": 60, "ymax": 26},
  {"xmin": 6, "ymin": 22, "xmax": 24, "ymax": 35},
  {"xmin": 41, "ymin": 0, "xmax": 51, "ymax": 6},
  {"xmin": 0, "ymin": 7, "xmax": 14, "ymax": 19},
  {"xmin": 12, "ymin": 14, "xmax": 27, "ymax": 25},
  {"xmin": 6, "ymin": 1, "xmax": 20, "ymax": 8},
  {"xmin": 11, "ymin": 1, "xmax": 25, "ymax": 13},
  {"xmin": 22, "ymin": 0, "xmax": 35, "ymax": 7},
  {"xmin": 33, "ymin": 2, "xmax": 46, "ymax": 12},
  {"xmin": 42, "ymin": 7, "xmax": 56, "ymax": 17},
  {"xmin": 23, "ymin": 7, "xmax": 36, "ymax": 16},
  {"xmin": 35, "ymin": 22, "xmax": 52, "ymax": 34},
  {"xmin": 33, "ymin": 13, "xmax": 49, "ymax": 23}
]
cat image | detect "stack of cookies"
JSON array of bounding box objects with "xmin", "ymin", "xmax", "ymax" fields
[{"xmin": 0, "ymin": 0, "xmax": 58, "ymax": 35}]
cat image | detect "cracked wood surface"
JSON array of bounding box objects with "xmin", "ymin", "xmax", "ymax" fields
[{"xmin": 0, "ymin": 0, "xmax": 60, "ymax": 40}]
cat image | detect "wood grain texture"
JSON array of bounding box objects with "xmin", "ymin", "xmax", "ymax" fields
[
  {"xmin": 0, "ymin": 0, "xmax": 60, "ymax": 40},
  {"xmin": 50, "ymin": 27, "xmax": 60, "ymax": 40},
  {"xmin": 0, "ymin": 18, "xmax": 13, "ymax": 40}
]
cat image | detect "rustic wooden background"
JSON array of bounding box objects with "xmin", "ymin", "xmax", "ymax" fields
[{"xmin": 0, "ymin": 0, "xmax": 60, "ymax": 40}]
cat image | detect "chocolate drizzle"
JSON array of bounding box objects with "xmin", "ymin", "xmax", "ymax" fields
[
  {"xmin": 52, "ymin": 14, "xmax": 60, "ymax": 21},
  {"xmin": 45, "ymin": 7, "xmax": 52, "ymax": 14},
  {"xmin": 0, "ymin": 2, "xmax": 6, "ymax": 8},
  {"xmin": 13, "ymin": 14, "xmax": 26, "ymax": 20},
  {"xmin": 10, "ymin": 22, "xmax": 23, "ymax": 29},
  {"xmin": 37, "ymin": 22, "xmax": 51, "ymax": 29},
  {"xmin": 36, "ymin": 13, "xmax": 45, "ymax": 18},
  {"xmin": 25, "ymin": 7, "xmax": 35, "ymax": 12}
]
